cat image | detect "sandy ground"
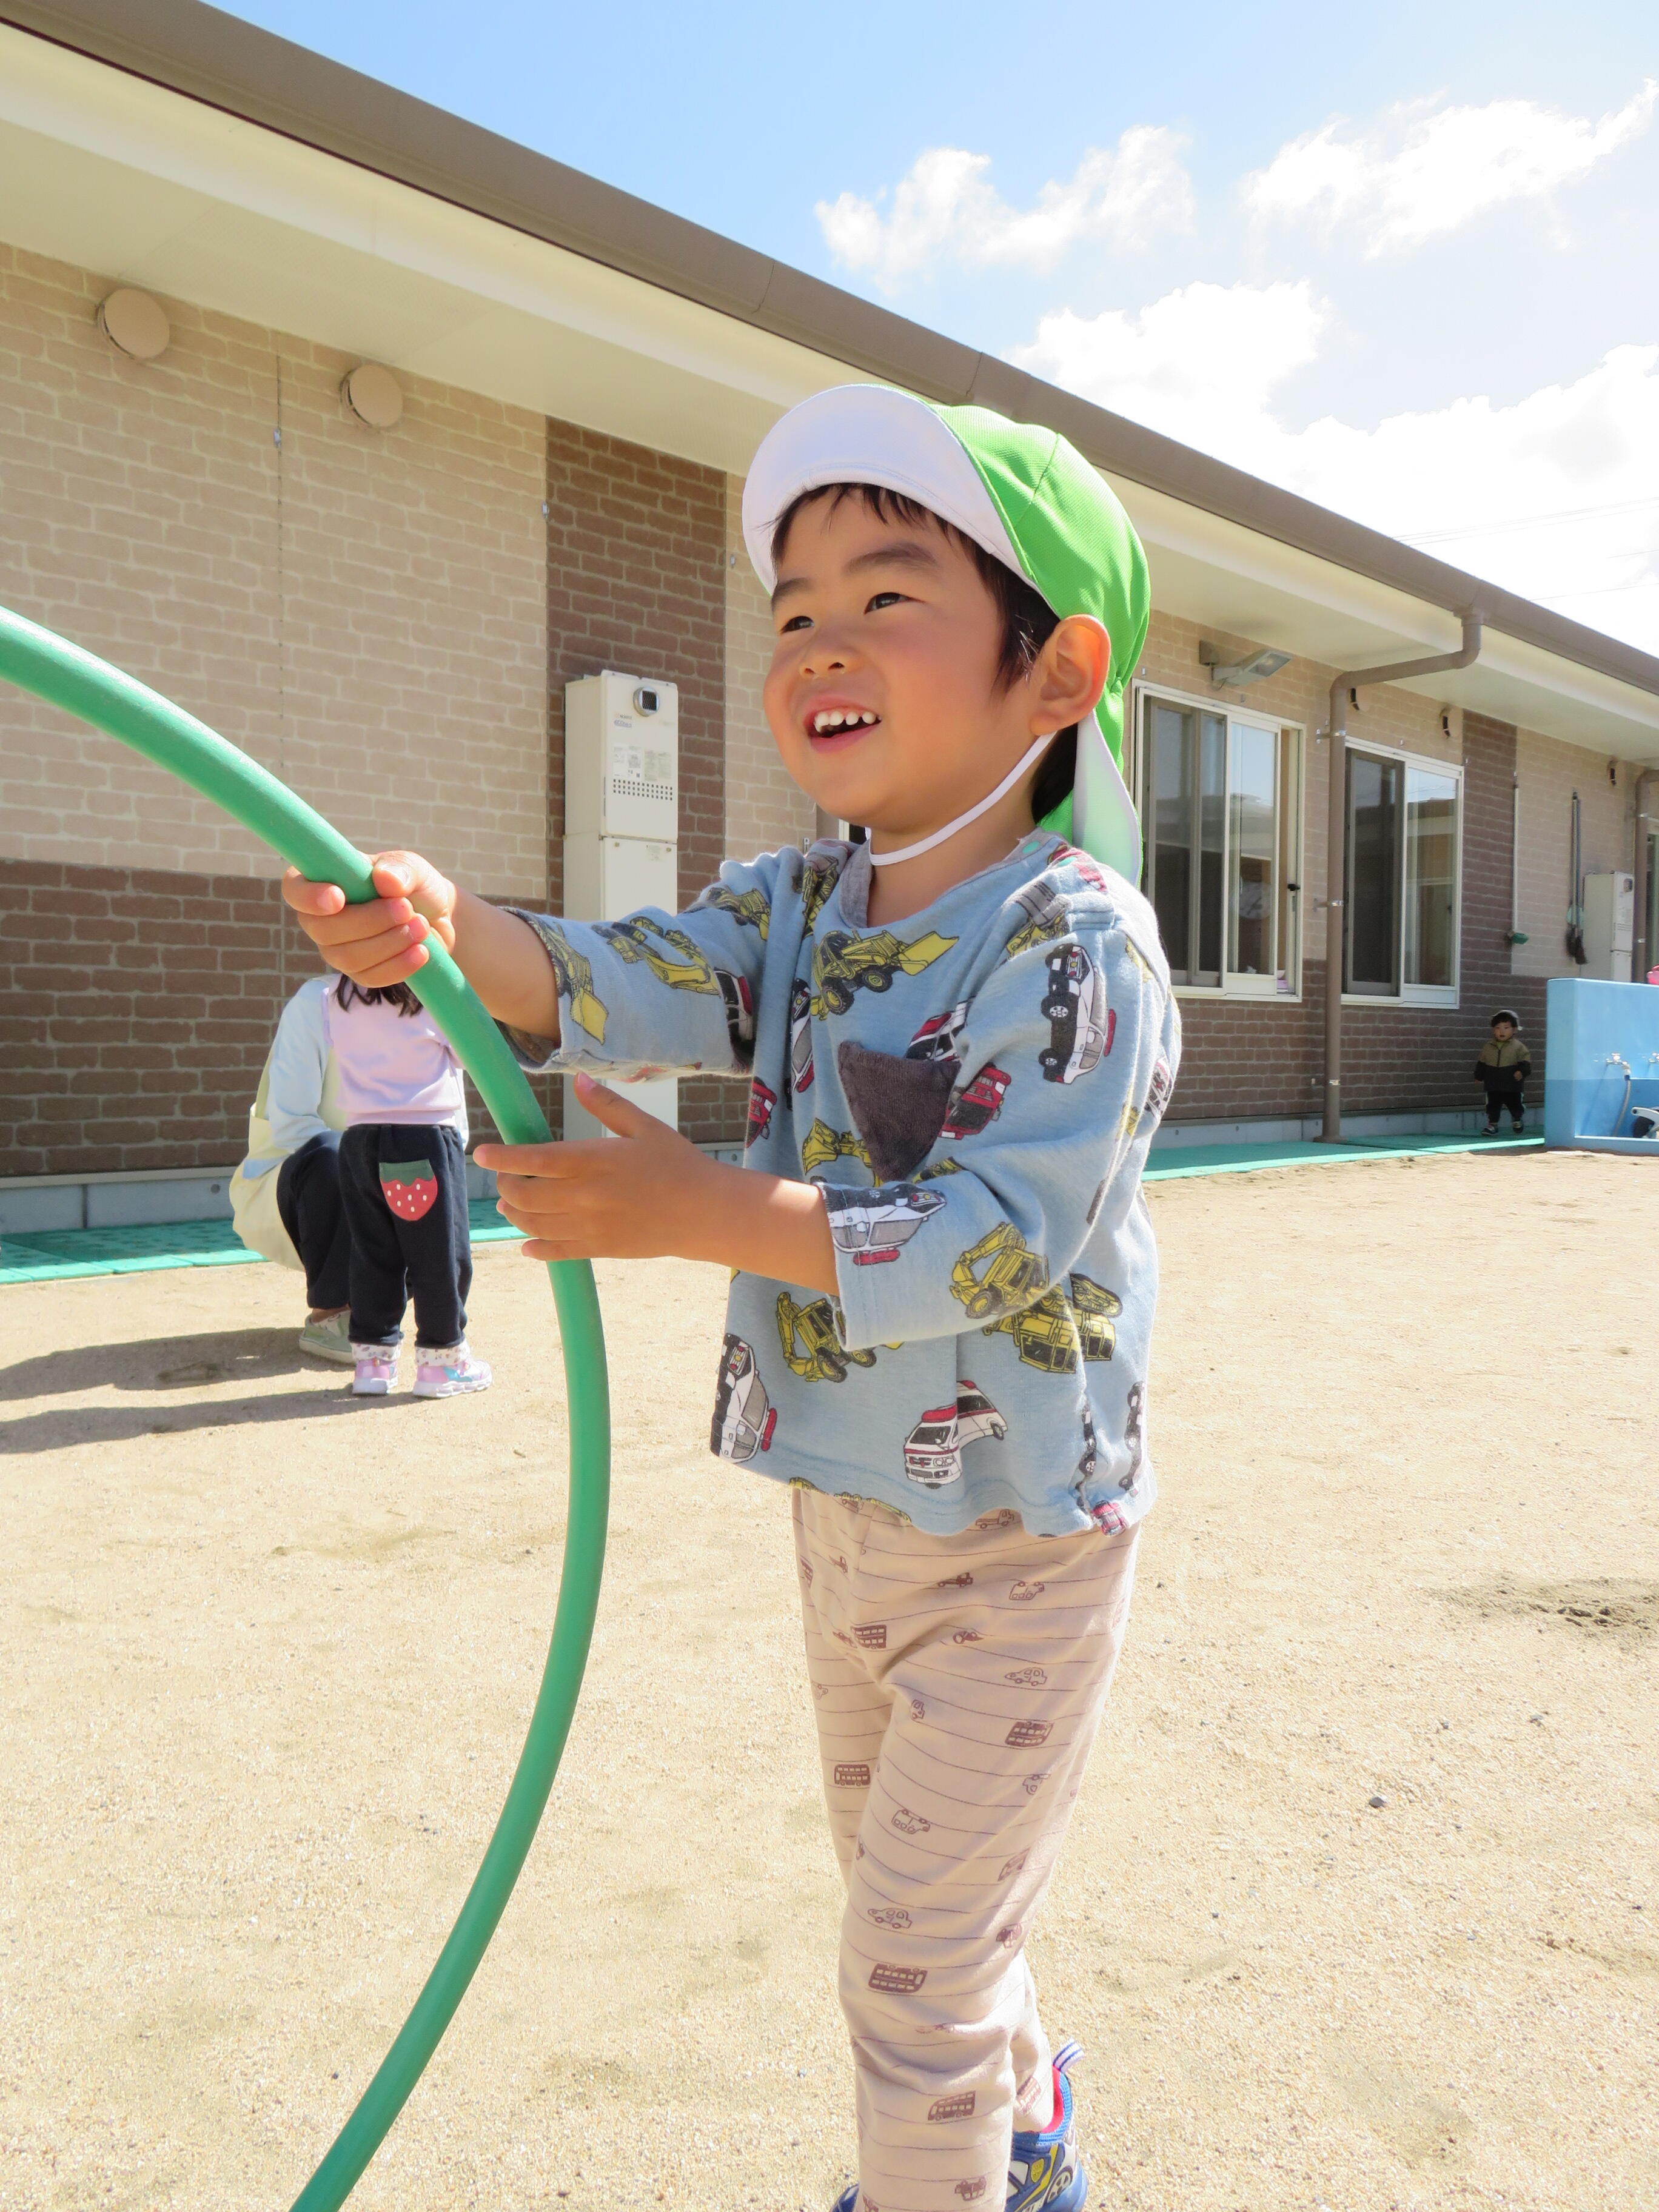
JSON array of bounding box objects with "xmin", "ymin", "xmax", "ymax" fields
[{"xmin": 1, "ymin": 1145, "xmax": 1656, "ymax": 2212}]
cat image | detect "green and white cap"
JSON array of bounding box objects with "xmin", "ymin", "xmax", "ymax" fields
[{"xmin": 742, "ymin": 383, "xmax": 1150, "ymax": 879}]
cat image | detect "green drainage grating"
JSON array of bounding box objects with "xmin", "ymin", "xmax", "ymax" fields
[
  {"xmin": 2, "ymin": 1134, "xmax": 1542, "ymax": 1287},
  {"xmin": 0, "ymin": 1199, "xmax": 522, "ymax": 1285}
]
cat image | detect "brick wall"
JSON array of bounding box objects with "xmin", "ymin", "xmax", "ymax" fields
[
  {"xmin": 1513, "ymin": 725, "xmax": 1633, "ymax": 980},
  {"xmin": 723, "ymin": 474, "xmax": 815, "ymax": 861},
  {"xmin": 544, "ymin": 421, "xmax": 742, "ymax": 1143}
]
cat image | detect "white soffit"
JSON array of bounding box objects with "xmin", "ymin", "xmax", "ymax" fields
[{"xmin": 2, "ymin": 25, "xmax": 1656, "ymax": 759}]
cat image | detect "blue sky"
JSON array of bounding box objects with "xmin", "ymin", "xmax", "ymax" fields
[{"xmin": 222, "ymin": 1, "xmax": 1659, "ymax": 647}]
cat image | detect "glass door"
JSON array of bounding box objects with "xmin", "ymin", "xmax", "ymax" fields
[
  {"xmin": 1403, "ymin": 765, "xmax": 1458, "ymax": 990},
  {"xmin": 1141, "ymin": 699, "xmax": 1288, "ymax": 991},
  {"xmin": 1346, "ymin": 751, "xmax": 1401, "ymax": 994}
]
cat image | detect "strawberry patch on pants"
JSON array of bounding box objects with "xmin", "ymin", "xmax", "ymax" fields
[{"xmin": 380, "ymin": 1159, "xmax": 439, "ymax": 1221}]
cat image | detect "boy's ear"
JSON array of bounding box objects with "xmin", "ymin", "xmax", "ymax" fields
[{"xmin": 1029, "ymin": 614, "xmax": 1111, "ymax": 734}]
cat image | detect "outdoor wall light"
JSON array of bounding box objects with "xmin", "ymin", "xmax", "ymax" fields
[
  {"xmin": 1199, "ymin": 642, "xmax": 1292, "ymax": 688},
  {"xmin": 97, "ymin": 288, "xmax": 170, "ymax": 361},
  {"xmin": 341, "ymin": 361, "xmax": 404, "ymax": 429}
]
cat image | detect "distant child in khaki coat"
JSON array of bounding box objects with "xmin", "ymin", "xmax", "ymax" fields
[{"xmin": 1474, "ymin": 1008, "xmax": 1531, "ymax": 1135}]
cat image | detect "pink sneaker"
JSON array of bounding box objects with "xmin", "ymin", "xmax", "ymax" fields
[
  {"xmin": 413, "ymin": 1342, "xmax": 492, "ymax": 1398},
  {"xmin": 350, "ymin": 1345, "xmax": 400, "ymax": 1396}
]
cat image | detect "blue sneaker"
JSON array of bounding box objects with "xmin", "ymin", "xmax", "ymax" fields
[
  {"xmin": 828, "ymin": 2042, "xmax": 1087, "ymax": 2212},
  {"xmin": 1008, "ymin": 2040, "xmax": 1087, "ymax": 2212}
]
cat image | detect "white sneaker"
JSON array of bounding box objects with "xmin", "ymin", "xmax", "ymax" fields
[
  {"xmin": 351, "ymin": 1345, "xmax": 400, "ymax": 1395},
  {"xmin": 412, "ymin": 1342, "xmax": 492, "ymax": 1398},
  {"xmin": 298, "ymin": 1310, "xmax": 356, "ymax": 1365}
]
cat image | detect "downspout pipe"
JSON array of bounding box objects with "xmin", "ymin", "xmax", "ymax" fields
[
  {"xmin": 1635, "ymin": 768, "xmax": 1659, "ymax": 983},
  {"xmin": 1322, "ymin": 611, "xmax": 1484, "ymax": 1142}
]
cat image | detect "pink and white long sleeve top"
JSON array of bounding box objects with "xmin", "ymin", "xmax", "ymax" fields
[{"xmin": 321, "ymin": 979, "xmax": 469, "ymax": 1135}]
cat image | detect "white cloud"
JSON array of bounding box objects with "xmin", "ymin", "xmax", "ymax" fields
[
  {"xmin": 816, "ymin": 127, "xmax": 1191, "ymax": 291},
  {"xmin": 1016, "ymin": 286, "xmax": 1659, "ymax": 649},
  {"xmin": 1244, "ymin": 81, "xmax": 1657, "ymax": 253}
]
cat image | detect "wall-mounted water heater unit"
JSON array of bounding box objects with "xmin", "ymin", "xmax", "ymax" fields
[
  {"xmin": 563, "ymin": 672, "xmax": 680, "ymax": 1136},
  {"xmin": 1581, "ymin": 870, "xmax": 1634, "ymax": 982}
]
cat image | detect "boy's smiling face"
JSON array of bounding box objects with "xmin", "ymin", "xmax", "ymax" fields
[{"xmin": 763, "ymin": 491, "xmax": 1104, "ymax": 854}]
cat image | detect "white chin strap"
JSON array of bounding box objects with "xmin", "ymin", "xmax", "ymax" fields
[{"xmin": 867, "ymin": 732, "xmax": 1057, "ymax": 868}]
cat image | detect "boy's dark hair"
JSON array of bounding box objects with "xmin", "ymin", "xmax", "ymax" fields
[
  {"xmin": 337, "ymin": 977, "xmax": 421, "ymax": 1017},
  {"xmin": 1490, "ymin": 1008, "xmax": 1521, "ymax": 1030},
  {"xmin": 771, "ymin": 483, "xmax": 1079, "ymax": 824}
]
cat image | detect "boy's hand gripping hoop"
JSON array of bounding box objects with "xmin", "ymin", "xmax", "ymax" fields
[{"xmin": 0, "ymin": 602, "xmax": 612, "ymax": 2211}]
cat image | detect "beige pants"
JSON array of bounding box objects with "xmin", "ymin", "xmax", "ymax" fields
[{"xmin": 794, "ymin": 1486, "xmax": 1139, "ymax": 2212}]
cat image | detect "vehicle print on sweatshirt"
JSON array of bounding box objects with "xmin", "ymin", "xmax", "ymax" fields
[
  {"xmin": 1076, "ymin": 1405, "xmax": 1098, "ymax": 1483},
  {"xmin": 378, "ymin": 1159, "xmax": 439, "ymax": 1221},
  {"xmin": 535, "ymin": 923, "xmax": 608, "ymax": 1041},
  {"xmin": 942, "ymin": 1062, "xmax": 1011, "ymax": 1139},
  {"xmin": 1003, "ymin": 879, "xmax": 1071, "ymax": 959},
  {"xmin": 950, "ymin": 1222, "xmax": 1051, "ymax": 1322},
  {"xmin": 745, "ymin": 1080, "xmax": 776, "ymax": 1148},
  {"xmin": 822, "ymin": 1183, "xmax": 945, "ymax": 1265},
  {"xmin": 786, "ymin": 978, "xmax": 814, "ymax": 1097},
  {"xmin": 982, "ymin": 1273, "xmax": 1122, "ymax": 1373},
  {"xmin": 902, "ymin": 1382, "xmax": 1007, "ymax": 1488},
  {"xmin": 1087, "ymin": 1494, "xmax": 1130, "ymax": 1534},
  {"xmin": 906, "ymin": 999, "xmax": 971, "ymax": 1065},
  {"xmin": 1145, "ymin": 1053, "xmax": 1175, "ymax": 1122},
  {"xmin": 810, "ymin": 926, "xmax": 957, "ymax": 1017},
  {"xmin": 917, "ymin": 1156, "xmax": 966, "ymax": 1182},
  {"xmin": 800, "ymin": 845, "xmax": 848, "ymax": 930},
  {"xmin": 710, "ymin": 1333, "xmax": 776, "ymax": 1463},
  {"xmin": 776, "ymin": 1291, "xmax": 878, "ymax": 1382},
  {"xmin": 1121, "ymin": 1380, "xmax": 1145, "ymax": 1490},
  {"xmin": 1039, "ymin": 943, "xmax": 1114, "ymax": 1083},
  {"xmin": 594, "ymin": 913, "xmax": 757, "ymax": 1053},
  {"xmin": 694, "ymin": 882, "xmax": 771, "ymax": 938},
  {"xmin": 800, "ymin": 1118, "xmax": 871, "ymax": 1177}
]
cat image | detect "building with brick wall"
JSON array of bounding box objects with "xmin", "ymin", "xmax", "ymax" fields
[{"xmin": 2, "ymin": 2, "xmax": 1658, "ymax": 1227}]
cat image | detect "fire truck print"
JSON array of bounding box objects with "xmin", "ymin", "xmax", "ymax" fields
[
  {"xmin": 907, "ymin": 1000, "xmax": 971, "ymax": 1065},
  {"xmin": 1039, "ymin": 943, "xmax": 1113, "ymax": 1082},
  {"xmin": 950, "ymin": 1222, "xmax": 1050, "ymax": 1322},
  {"xmin": 694, "ymin": 882, "xmax": 771, "ymax": 937},
  {"xmin": 745, "ymin": 1080, "xmax": 776, "ymax": 1148},
  {"xmin": 786, "ymin": 978, "xmax": 814, "ymax": 1096},
  {"xmin": 822, "ymin": 1183, "xmax": 945, "ymax": 1265},
  {"xmin": 981, "ymin": 1273, "xmax": 1122, "ymax": 1373},
  {"xmin": 1003, "ymin": 879, "xmax": 1071, "ymax": 959},
  {"xmin": 902, "ymin": 1382, "xmax": 1007, "ymax": 1488},
  {"xmin": 776, "ymin": 1292, "xmax": 878, "ymax": 1382},
  {"xmin": 711, "ymin": 1334, "xmax": 776, "ymax": 1463},
  {"xmin": 800, "ymin": 1119, "xmax": 870, "ymax": 1176},
  {"xmin": 811, "ymin": 926, "xmax": 956, "ymax": 1017},
  {"xmin": 942, "ymin": 1064, "xmax": 1011, "ymax": 1139}
]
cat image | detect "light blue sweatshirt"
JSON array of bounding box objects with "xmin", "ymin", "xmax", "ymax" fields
[{"xmin": 508, "ymin": 833, "xmax": 1180, "ymax": 1539}]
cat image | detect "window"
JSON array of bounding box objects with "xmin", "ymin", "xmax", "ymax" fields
[
  {"xmin": 1138, "ymin": 691, "xmax": 1302, "ymax": 994},
  {"xmin": 1344, "ymin": 748, "xmax": 1461, "ymax": 1002}
]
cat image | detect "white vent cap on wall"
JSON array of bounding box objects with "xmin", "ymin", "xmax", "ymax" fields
[
  {"xmin": 341, "ymin": 362, "xmax": 404, "ymax": 429},
  {"xmin": 98, "ymin": 289, "xmax": 170, "ymax": 361}
]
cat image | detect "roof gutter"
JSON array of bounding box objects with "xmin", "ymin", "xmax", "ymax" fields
[{"xmin": 1322, "ymin": 613, "xmax": 1484, "ymax": 1142}]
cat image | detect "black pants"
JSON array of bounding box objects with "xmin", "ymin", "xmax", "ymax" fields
[
  {"xmin": 1481, "ymin": 1081, "xmax": 1526, "ymax": 1127},
  {"xmin": 275, "ymin": 1136, "xmax": 351, "ymax": 1311},
  {"xmin": 338, "ymin": 1123, "xmax": 472, "ymax": 1349}
]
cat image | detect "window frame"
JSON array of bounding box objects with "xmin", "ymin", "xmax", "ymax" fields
[
  {"xmin": 1339, "ymin": 736, "xmax": 1465, "ymax": 1010},
  {"xmin": 1130, "ymin": 680, "xmax": 1305, "ymax": 1003}
]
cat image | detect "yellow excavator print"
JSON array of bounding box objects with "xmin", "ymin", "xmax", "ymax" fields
[
  {"xmin": 697, "ymin": 884, "xmax": 771, "ymax": 938},
  {"xmin": 810, "ymin": 927, "xmax": 956, "ymax": 1016},
  {"xmin": 983, "ymin": 1273, "xmax": 1122, "ymax": 1373},
  {"xmin": 800, "ymin": 1119, "xmax": 871, "ymax": 1176},
  {"xmin": 950, "ymin": 1222, "xmax": 1051, "ymax": 1322},
  {"xmin": 776, "ymin": 1292, "xmax": 879, "ymax": 1382},
  {"xmin": 539, "ymin": 926, "xmax": 608, "ymax": 1042},
  {"xmin": 598, "ymin": 914, "xmax": 720, "ymax": 994},
  {"xmin": 1002, "ymin": 880, "xmax": 1073, "ymax": 960}
]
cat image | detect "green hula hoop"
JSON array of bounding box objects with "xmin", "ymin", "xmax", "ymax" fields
[{"xmin": 0, "ymin": 602, "xmax": 611, "ymax": 2210}]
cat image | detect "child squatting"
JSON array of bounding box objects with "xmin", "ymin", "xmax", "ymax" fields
[{"xmin": 284, "ymin": 386, "xmax": 1181, "ymax": 2212}]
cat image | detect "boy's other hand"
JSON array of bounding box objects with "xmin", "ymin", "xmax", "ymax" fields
[
  {"xmin": 281, "ymin": 851, "xmax": 457, "ymax": 988},
  {"xmin": 477, "ymin": 1074, "xmax": 714, "ymax": 1264}
]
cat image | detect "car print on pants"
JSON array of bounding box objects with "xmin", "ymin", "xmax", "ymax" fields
[
  {"xmin": 711, "ymin": 1333, "xmax": 776, "ymax": 1461},
  {"xmin": 902, "ymin": 1383, "xmax": 1007, "ymax": 1488},
  {"xmin": 823, "ymin": 1183, "xmax": 945, "ymax": 1265},
  {"xmin": 1040, "ymin": 942, "xmax": 1114, "ymax": 1082},
  {"xmin": 379, "ymin": 1159, "xmax": 438, "ymax": 1221}
]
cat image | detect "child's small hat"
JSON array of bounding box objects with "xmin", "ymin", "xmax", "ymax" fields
[
  {"xmin": 1490, "ymin": 1008, "xmax": 1522, "ymax": 1028},
  {"xmin": 742, "ymin": 385, "xmax": 1151, "ymax": 879}
]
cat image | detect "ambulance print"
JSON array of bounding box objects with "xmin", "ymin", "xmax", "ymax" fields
[
  {"xmin": 1039, "ymin": 942, "xmax": 1113, "ymax": 1082},
  {"xmin": 822, "ymin": 1183, "xmax": 945, "ymax": 1265},
  {"xmin": 902, "ymin": 1382, "xmax": 1007, "ymax": 1488},
  {"xmin": 907, "ymin": 999, "xmax": 970, "ymax": 1065},
  {"xmin": 787, "ymin": 978, "xmax": 814, "ymax": 1096},
  {"xmin": 711, "ymin": 1333, "xmax": 776, "ymax": 1463}
]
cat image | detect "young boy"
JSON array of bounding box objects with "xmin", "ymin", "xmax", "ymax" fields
[
  {"xmin": 1475, "ymin": 1008, "xmax": 1530, "ymax": 1136},
  {"xmin": 284, "ymin": 385, "xmax": 1179, "ymax": 2212}
]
